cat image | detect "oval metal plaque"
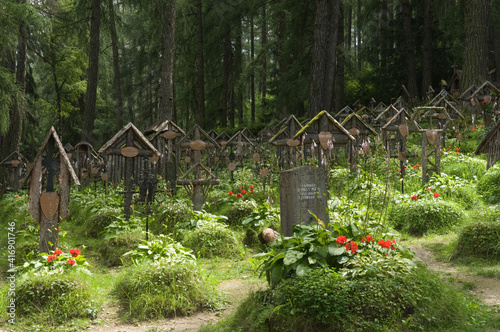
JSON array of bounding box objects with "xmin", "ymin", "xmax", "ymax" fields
[
  {"xmin": 101, "ymin": 173, "xmax": 109, "ymax": 181},
  {"xmin": 91, "ymin": 166, "xmax": 99, "ymax": 175},
  {"xmin": 220, "ymin": 141, "xmax": 227, "ymax": 149},
  {"xmin": 228, "ymin": 162, "xmax": 236, "ymax": 171},
  {"xmin": 150, "ymin": 155, "xmax": 159, "ymax": 164},
  {"xmin": 398, "ymin": 124, "xmax": 409, "ymax": 137},
  {"xmin": 426, "ymin": 129, "xmax": 438, "ymax": 145},
  {"xmin": 318, "ymin": 132, "xmax": 333, "ymax": 149},
  {"xmin": 348, "ymin": 128, "xmax": 360, "ymax": 136},
  {"xmin": 456, "ymin": 133, "xmax": 463, "ymax": 141},
  {"xmin": 286, "ymin": 139, "xmax": 300, "ymax": 147},
  {"xmin": 260, "ymin": 168, "xmax": 270, "ymax": 177},
  {"xmin": 185, "ymin": 156, "xmax": 191, "ymax": 163},
  {"xmin": 437, "ymin": 113, "xmax": 447, "ymax": 120},
  {"xmin": 214, "ymin": 156, "xmax": 219, "ymax": 162},
  {"xmin": 484, "ymin": 95, "xmax": 492, "ymax": 103},
  {"xmin": 121, "ymin": 146, "xmax": 139, "ymax": 158},
  {"xmin": 163, "ymin": 131, "xmax": 177, "ymax": 140},
  {"xmin": 40, "ymin": 192, "xmax": 60, "ymax": 219},
  {"xmin": 10, "ymin": 160, "xmax": 20, "ymax": 167},
  {"xmin": 253, "ymin": 153, "xmax": 261, "ymax": 162},
  {"xmin": 189, "ymin": 140, "xmax": 207, "ymax": 151},
  {"xmin": 398, "ymin": 151, "xmax": 406, "ymax": 161}
]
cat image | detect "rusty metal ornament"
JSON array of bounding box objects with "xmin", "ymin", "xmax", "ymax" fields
[
  {"xmin": 398, "ymin": 151, "xmax": 406, "ymax": 161},
  {"xmin": 286, "ymin": 139, "xmax": 300, "ymax": 147},
  {"xmin": 437, "ymin": 113, "xmax": 447, "ymax": 120},
  {"xmin": 260, "ymin": 168, "xmax": 270, "ymax": 177},
  {"xmin": 253, "ymin": 153, "xmax": 261, "ymax": 162},
  {"xmin": 318, "ymin": 132, "xmax": 333, "ymax": 149},
  {"xmin": 484, "ymin": 95, "xmax": 492, "ymax": 103},
  {"xmin": 91, "ymin": 166, "xmax": 99, "ymax": 175},
  {"xmin": 237, "ymin": 141, "xmax": 243, "ymax": 147},
  {"xmin": 220, "ymin": 141, "xmax": 227, "ymax": 149},
  {"xmin": 185, "ymin": 156, "xmax": 191, "ymax": 163},
  {"xmin": 163, "ymin": 131, "xmax": 177, "ymax": 140},
  {"xmin": 470, "ymin": 98, "xmax": 476, "ymax": 106},
  {"xmin": 150, "ymin": 155, "xmax": 159, "ymax": 164},
  {"xmin": 456, "ymin": 132, "xmax": 463, "ymax": 141},
  {"xmin": 348, "ymin": 128, "xmax": 360, "ymax": 136},
  {"xmin": 10, "ymin": 160, "xmax": 20, "ymax": 167},
  {"xmin": 101, "ymin": 173, "xmax": 109, "ymax": 181},
  {"xmin": 398, "ymin": 124, "xmax": 409, "ymax": 137},
  {"xmin": 426, "ymin": 129, "xmax": 438, "ymax": 145},
  {"xmin": 40, "ymin": 192, "xmax": 60, "ymax": 219},
  {"xmin": 121, "ymin": 147, "xmax": 139, "ymax": 158},
  {"xmin": 189, "ymin": 140, "xmax": 207, "ymax": 151},
  {"xmin": 228, "ymin": 163, "xmax": 236, "ymax": 171},
  {"xmin": 214, "ymin": 156, "xmax": 219, "ymax": 162}
]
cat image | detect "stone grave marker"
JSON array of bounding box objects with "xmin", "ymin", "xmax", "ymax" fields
[{"xmin": 279, "ymin": 166, "xmax": 329, "ymax": 236}]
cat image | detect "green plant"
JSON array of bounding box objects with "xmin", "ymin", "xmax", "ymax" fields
[
  {"xmin": 477, "ymin": 165, "xmax": 500, "ymax": 204},
  {"xmin": 441, "ymin": 151, "xmax": 486, "ymax": 182},
  {"xmin": 222, "ymin": 199, "xmax": 257, "ymax": 226},
  {"xmin": 254, "ymin": 220, "xmax": 413, "ymax": 285},
  {"xmin": 452, "ymin": 221, "xmax": 500, "ymax": 258},
  {"xmin": 149, "ymin": 199, "xmax": 193, "ymax": 235},
  {"xmin": 390, "ymin": 198, "xmax": 466, "ymax": 235},
  {"xmin": 112, "ymin": 260, "xmax": 225, "ymax": 320},
  {"xmin": 123, "ymin": 235, "xmax": 196, "ymax": 265},
  {"xmin": 182, "ymin": 219, "xmax": 242, "ymax": 259},
  {"xmin": 98, "ymin": 230, "xmax": 142, "ymax": 266},
  {"xmin": 241, "ymin": 202, "xmax": 280, "ymax": 246}
]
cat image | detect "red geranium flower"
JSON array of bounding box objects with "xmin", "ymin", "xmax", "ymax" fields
[
  {"xmin": 426, "ymin": 187, "xmax": 432, "ymax": 191},
  {"xmin": 472, "ymin": 126, "xmax": 477, "ymax": 130},
  {"xmin": 47, "ymin": 255, "xmax": 57, "ymax": 263},
  {"xmin": 236, "ymin": 193, "xmax": 243, "ymax": 198},
  {"xmin": 480, "ymin": 126, "xmax": 484, "ymax": 129},
  {"xmin": 54, "ymin": 249, "xmax": 63, "ymax": 256},
  {"xmin": 455, "ymin": 148, "xmax": 460, "ymax": 152},
  {"xmin": 249, "ymin": 186, "xmax": 254, "ymax": 189},
  {"xmin": 241, "ymin": 189, "xmax": 247, "ymax": 194},
  {"xmin": 378, "ymin": 239, "xmax": 392, "ymax": 249},
  {"xmin": 228, "ymin": 191, "xmax": 233, "ymax": 196},
  {"xmin": 396, "ymin": 168, "xmax": 401, "ymax": 172},
  {"xmin": 433, "ymin": 192, "xmax": 441, "ymax": 198},
  {"xmin": 482, "ymin": 100, "xmax": 487, "ymax": 104},
  {"xmin": 411, "ymin": 195, "xmax": 417, "ymax": 201},
  {"xmin": 336, "ymin": 235, "xmax": 347, "ymax": 245},
  {"xmin": 345, "ymin": 241, "xmax": 359, "ymax": 254},
  {"xmin": 446, "ymin": 148, "xmax": 451, "ymax": 151},
  {"xmin": 366, "ymin": 235, "xmax": 374, "ymax": 242},
  {"xmin": 67, "ymin": 259, "xmax": 76, "ymax": 266},
  {"xmin": 413, "ymin": 164, "xmax": 421, "ymax": 169},
  {"xmin": 69, "ymin": 248, "xmax": 81, "ymax": 257}
]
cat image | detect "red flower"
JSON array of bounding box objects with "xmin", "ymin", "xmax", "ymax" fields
[
  {"xmin": 482, "ymin": 100, "xmax": 487, "ymax": 104},
  {"xmin": 58, "ymin": 228, "xmax": 61, "ymax": 232},
  {"xmin": 366, "ymin": 236, "xmax": 373, "ymax": 242},
  {"xmin": 455, "ymin": 148, "xmax": 460, "ymax": 152},
  {"xmin": 345, "ymin": 241, "xmax": 359, "ymax": 254},
  {"xmin": 426, "ymin": 187, "xmax": 431, "ymax": 191},
  {"xmin": 241, "ymin": 189, "xmax": 247, "ymax": 194},
  {"xmin": 446, "ymin": 148, "xmax": 451, "ymax": 151},
  {"xmin": 249, "ymin": 186, "xmax": 254, "ymax": 189},
  {"xmin": 250, "ymin": 189, "xmax": 254, "ymax": 193},
  {"xmin": 15, "ymin": 195, "xmax": 18, "ymax": 198},
  {"xmin": 236, "ymin": 193, "xmax": 243, "ymax": 198},
  {"xmin": 336, "ymin": 235, "xmax": 347, "ymax": 245},
  {"xmin": 411, "ymin": 195, "xmax": 417, "ymax": 201},
  {"xmin": 54, "ymin": 249, "xmax": 63, "ymax": 256},
  {"xmin": 378, "ymin": 239, "xmax": 392, "ymax": 249},
  {"xmin": 69, "ymin": 248, "xmax": 81, "ymax": 257},
  {"xmin": 413, "ymin": 164, "xmax": 421, "ymax": 169},
  {"xmin": 472, "ymin": 126, "xmax": 477, "ymax": 130},
  {"xmin": 67, "ymin": 259, "xmax": 76, "ymax": 266},
  {"xmin": 433, "ymin": 192, "xmax": 441, "ymax": 198},
  {"xmin": 239, "ymin": 186, "xmax": 242, "ymax": 189},
  {"xmin": 480, "ymin": 126, "xmax": 484, "ymax": 129},
  {"xmin": 47, "ymin": 255, "xmax": 57, "ymax": 263},
  {"xmin": 228, "ymin": 191, "xmax": 233, "ymax": 196},
  {"xmin": 396, "ymin": 168, "xmax": 401, "ymax": 172}
]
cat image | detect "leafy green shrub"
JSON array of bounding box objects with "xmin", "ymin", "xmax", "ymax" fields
[
  {"xmin": 123, "ymin": 235, "xmax": 195, "ymax": 264},
  {"xmin": 149, "ymin": 199, "xmax": 193, "ymax": 235},
  {"xmin": 12, "ymin": 247, "xmax": 91, "ymax": 275},
  {"xmin": 255, "ymin": 221, "xmax": 414, "ymax": 285},
  {"xmin": 426, "ymin": 173, "xmax": 482, "ymax": 209},
  {"xmin": 477, "ymin": 165, "xmax": 500, "ymax": 204},
  {"xmin": 390, "ymin": 199, "xmax": 466, "ymax": 235},
  {"xmin": 222, "ymin": 199, "xmax": 257, "ymax": 226},
  {"xmin": 113, "ymin": 260, "xmax": 224, "ymax": 320},
  {"xmin": 14, "ymin": 271, "xmax": 99, "ymax": 322},
  {"xmin": 441, "ymin": 152, "xmax": 486, "ymax": 182},
  {"xmin": 98, "ymin": 230, "xmax": 142, "ymax": 266},
  {"xmin": 453, "ymin": 221, "xmax": 500, "ymax": 258},
  {"xmin": 241, "ymin": 202, "xmax": 280, "ymax": 246},
  {"xmin": 85, "ymin": 208, "xmax": 120, "ymax": 238},
  {"xmin": 182, "ymin": 220, "xmax": 242, "ymax": 258}
]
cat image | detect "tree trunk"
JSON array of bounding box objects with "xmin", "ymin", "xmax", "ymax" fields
[
  {"xmin": 461, "ymin": 0, "xmax": 487, "ymax": 91},
  {"xmin": 82, "ymin": 0, "xmax": 101, "ymax": 143},
  {"xmin": 325, "ymin": 0, "xmax": 340, "ymax": 113},
  {"xmin": 222, "ymin": 27, "xmax": 231, "ymax": 128},
  {"xmin": 401, "ymin": 0, "xmax": 419, "ymax": 98},
  {"xmin": 356, "ymin": 0, "xmax": 361, "ymax": 71},
  {"xmin": 159, "ymin": 0, "xmax": 176, "ymax": 122},
  {"xmin": 335, "ymin": 2, "xmax": 345, "ymax": 113},
  {"xmin": 250, "ymin": 14, "xmax": 256, "ymax": 123},
  {"xmin": 308, "ymin": 0, "xmax": 329, "ymax": 117},
  {"xmin": 380, "ymin": 0, "xmax": 388, "ymax": 69},
  {"xmin": 108, "ymin": 0, "xmax": 124, "ymax": 129},
  {"xmin": 277, "ymin": 0, "xmax": 288, "ymax": 119},
  {"xmin": 421, "ymin": 0, "xmax": 432, "ymax": 95},
  {"xmin": 195, "ymin": 0, "xmax": 205, "ymax": 127},
  {"xmin": 261, "ymin": 4, "xmax": 267, "ymax": 108}
]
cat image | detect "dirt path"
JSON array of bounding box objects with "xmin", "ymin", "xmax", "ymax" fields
[
  {"xmin": 409, "ymin": 244, "xmax": 500, "ymax": 307},
  {"xmin": 86, "ymin": 279, "xmax": 263, "ymax": 332}
]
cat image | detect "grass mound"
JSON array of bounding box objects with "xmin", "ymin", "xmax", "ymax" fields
[
  {"xmin": 182, "ymin": 220, "xmax": 242, "ymax": 258},
  {"xmin": 453, "ymin": 221, "xmax": 500, "ymax": 258},
  {"xmin": 113, "ymin": 260, "xmax": 224, "ymax": 320}
]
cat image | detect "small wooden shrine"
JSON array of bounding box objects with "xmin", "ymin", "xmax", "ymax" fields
[
  {"xmin": 476, "ymin": 120, "xmax": 500, "ymax": 169},
  {"xmin": 21, "ymin": 127, "xmax": 80, "ymax": 253},
  {"xmin": 225, "ymin": 131, "xmax": 255, "ymax": 177},
  {"xmin": 98, "ymin": 122, "xmax": 160, "ymax": 219},
  {"xmin": 341, "ymin": 113, "xmax": 378, "ymax": 171},
  {"xmin": 269, "ymin": 115, "xmax": 303, "ymax": 170},
  {"xmin": 177, "ymin": 124, "xmax": 220, "ymax": 210},
  {"xmin": 0, "ymin": 152, "xmax": 27, "ymax": 191},
  {"xmin": 145, "ymin": 119, "xmax": 185, "ymax": 195},
  {"xmin": 464, "ymin": 81, "xmax": 500, "ymax": 127}
]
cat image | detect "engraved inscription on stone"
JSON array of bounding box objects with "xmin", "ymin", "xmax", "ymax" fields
[{"xmin": 298, "ymin": 184, "xmax": 317, "ymax": 200}]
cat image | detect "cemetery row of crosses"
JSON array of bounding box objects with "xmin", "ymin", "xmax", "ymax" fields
[{"xmin": 2, "ymin": 81, "xmax": 500, "ymax": 251}]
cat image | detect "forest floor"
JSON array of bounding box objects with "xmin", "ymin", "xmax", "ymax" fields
[{"xmin": 79, "ymin": 240, "xmax": 500, "ymax": 332}]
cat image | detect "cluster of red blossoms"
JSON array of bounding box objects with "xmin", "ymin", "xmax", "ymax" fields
[
  {"xmin": 411, "ymin": 188, "xmax": 440, "ymax": 201},
  {"xmin": 228, "ymin": 186, "xmax": 255, "ymax": 199},
  {"xmin": 336, "ymin": 235, "xmax": 396, "ymax": 253},
  {"xmin": 46, "ymin": 248, "xmax": 80, "ymax": 265},
  {"xmin": 412, "ymin": 164, "xmax": 421, "ymax": 169}
]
